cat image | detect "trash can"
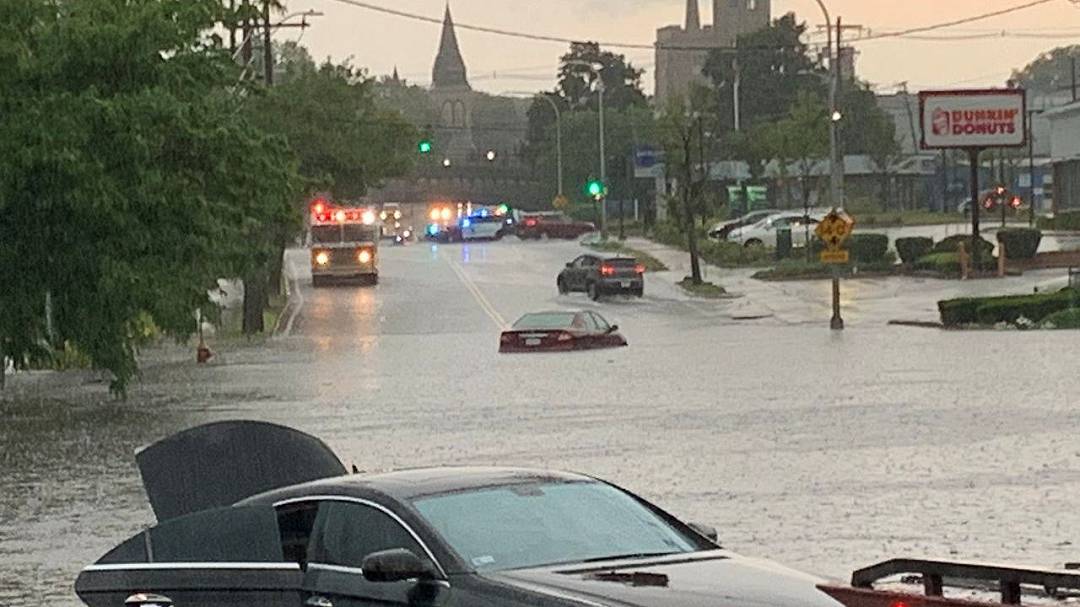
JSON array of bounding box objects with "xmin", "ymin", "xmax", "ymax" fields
[{"xmin": 776, "ymin": 226, "xmax": 793, "ymax": 260}]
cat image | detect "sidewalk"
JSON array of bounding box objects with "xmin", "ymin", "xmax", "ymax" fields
[{"xmin": 625, "ymin": 237, "xmax": 1071, "ymax": 327}]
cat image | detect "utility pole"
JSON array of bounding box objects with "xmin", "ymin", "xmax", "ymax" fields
[{"xmin": 262, "ymin": 0, "xmax": 273, "ymax": 85}]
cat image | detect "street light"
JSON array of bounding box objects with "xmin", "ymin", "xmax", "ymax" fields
[
  {"xmin": 485, "ymin": 149, "xmax": 497, "ymax": 162},
  {"xmin": 567, "ymin": 59, "xmax": 608, "ymax": 239},
  {"xmin": 811, "ymin": 0, "xmax": 844, "ymax": 210}
]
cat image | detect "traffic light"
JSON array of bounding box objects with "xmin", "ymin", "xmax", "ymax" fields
[
  {"xmin": 418, "ymin": 139, "xmax": 433, "ymax": 154},
  {"xmin": 497, "ymin": 203, "xmax": 509, "ymax": 215},
  {"xmin": 586, "ymin": 179, "xmax": 606, "ymax": 199}
]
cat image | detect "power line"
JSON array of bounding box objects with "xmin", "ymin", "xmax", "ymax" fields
[{"xmin": 853, "ymin": 0, "xmax": 1058, "ymax": 43}]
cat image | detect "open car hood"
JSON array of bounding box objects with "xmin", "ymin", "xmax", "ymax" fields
[{"xmin": 136, "ymin": 420, "xmax": 346, "ymax": 521}]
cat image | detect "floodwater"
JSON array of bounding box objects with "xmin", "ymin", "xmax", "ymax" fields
[{"xmin": 3, "ymin": 240, "xmax": 1079, "ymax": 606}]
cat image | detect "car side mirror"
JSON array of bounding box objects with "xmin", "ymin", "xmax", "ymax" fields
[
  {"xmin": 566, "ymin": 262, "xmax": 574, "ymax": 268},
  {"xmin": 361, "ymin": 548, "xmax": 436, "ymax": 583},
  {"xmin": 125, "ymin": 594, "xmax": 173, "ymax": 607},
  {"xmin": 606, "ymin": 325, "xmax": 619, "ymax": 334},
  {"xmin": 688, "ymin": 522, "xmax": 719, "ymax": 543}
]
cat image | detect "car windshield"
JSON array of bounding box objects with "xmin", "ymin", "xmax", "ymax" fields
[
  {"xmin": 512, "ymin": 313, "xmax": 578, "ymax": 329},
  {"xmin": 311, "ymin": 225, "xmax": 378, "ymax": 244},
  {"xmin": 412, "ymin": 481, "xmax": 699, "ymax": 571}
]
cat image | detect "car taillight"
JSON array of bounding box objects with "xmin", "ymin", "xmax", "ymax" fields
[
  {"xmin": 600, "ymin": 265, "xmax": 615, "ymax": 276},
  {"xmin": 525, "ymin": 219, "xmax": 537, "ymax": 227},
  {"xmin": 635, "ymin": 264, "xmax": 646, "ymax": 274},
  {"xmin": 557, "ymin": 332, "xmax": 573, "ymax": 342}
]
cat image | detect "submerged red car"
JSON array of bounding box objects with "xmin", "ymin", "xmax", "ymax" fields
[{"xmin": 499, "ymin": 311, "xmax": 627, "ymax": 353}]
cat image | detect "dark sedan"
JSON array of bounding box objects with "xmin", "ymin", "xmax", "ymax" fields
[
  {"xmin": 75, "ymin": 421, "xmax": 841, "ymax": 607},
  {"xmin": 558, "ymin": 254, "xmax": 644, "ymax": 300},
  {"xmin": 499, "ymin": 311, "xmax": 627, "ymax": 352}
]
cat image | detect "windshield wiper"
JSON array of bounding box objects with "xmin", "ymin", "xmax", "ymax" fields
[{"xmin": 578, "ymin": 551, "xmax": 679, "ymax": 563}]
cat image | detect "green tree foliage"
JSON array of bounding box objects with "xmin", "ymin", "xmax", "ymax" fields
[
  {"xmin": 762, "ymin": 91, "xmax": 829, "ymax": 207},
  {"xmin": 0, "ymin": 0, "xmax": 301, "ymax": 393},
  {"xmin": 249, "ymin": 60, "xmax": 417, "ymax": 199},
  {"xmin": 657, "ymin": 96, "xmax": 709, "ymax": 284},
  {"xmin": 557, "ymin": 41, "xmax": 648, "ymax": 112},
  {"xmin": 703, "ymin": 13, "xmax": 824, "ymax": 131},
  {"xmin": 1011, "ymin": 45, "xmax": 1080, "ymax": 96}
]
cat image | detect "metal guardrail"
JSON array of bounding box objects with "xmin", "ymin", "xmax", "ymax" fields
[{"xmin": 851, "ymin": 558, "xmax": 1080, "ymax": 605}]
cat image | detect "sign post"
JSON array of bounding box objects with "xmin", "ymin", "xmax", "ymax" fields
[
  {"xmin": 816, "ymin": 209, "xmax": 855, "ymax": 331},
  {"xmin": 919, "ymin": 89, "xmax": 1027, "ymax": 270}
]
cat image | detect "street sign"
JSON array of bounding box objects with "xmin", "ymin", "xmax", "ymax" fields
[
  {"xmin": 815, "ymin": 210, "xmax": 855, "ymax": 251},
  {"xmin": 552, "ymin": 194, "xmax": 569, "ymax": 209},
  {"xmin": 820, "ymin": 250, "xmax": 850, "ymax": 264},
  {"xmin": 919, "ymin": 89, "xmax": 1027, "ymax": 149}
]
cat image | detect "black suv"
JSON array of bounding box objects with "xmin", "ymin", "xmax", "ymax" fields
[{"xmin": 557, "ymin": 254, "xmax": 645, "ymax": 300}]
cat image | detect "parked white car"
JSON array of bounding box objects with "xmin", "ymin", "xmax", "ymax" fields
[
  {"xmin": 727, "ymin": 212, "xmax": 825, "ymax": 248},
  {"xmin": 708, "ymin": 209, "xmax": 778, "ymax": 240}
]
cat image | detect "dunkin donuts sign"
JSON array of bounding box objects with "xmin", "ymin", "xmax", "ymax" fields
[{"xmin": 919, "ymin": 89, "xmax": 1027, "ymax": 149}]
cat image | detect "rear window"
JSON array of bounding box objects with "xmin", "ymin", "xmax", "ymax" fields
[
  {"xmin": 605, "ymin": 258, "xmax": 638, "ymax": 267},
  {"xmin": 513, "ymin": 313, "xmax": 578, "ymax": 329}
]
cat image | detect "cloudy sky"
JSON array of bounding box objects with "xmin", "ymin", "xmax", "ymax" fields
[{"xmin": 279, "ymin": 0, "xmax": 1080, "ymax": 95}]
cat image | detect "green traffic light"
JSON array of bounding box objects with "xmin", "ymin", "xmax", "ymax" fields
[
  {"xmin": 418, "ymin": 140, "xmax": 433, "ymax": 154},
  {"xmin": 586, "ymin": 180, "xmax": 604, "ymax": 197}
]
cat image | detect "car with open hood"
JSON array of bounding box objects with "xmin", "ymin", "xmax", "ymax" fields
[{"xmin": 76, "ymin": 421, "xmax": 842, "ymax": 607}]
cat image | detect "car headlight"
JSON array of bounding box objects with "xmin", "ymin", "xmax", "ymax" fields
[
  {"xmin": 358, "ymin": 250, "xmax": 372, "ymax": 264},
  {"xmin": 315, "ymin": 251, "xmax": 330, "ymax": 266},
  {"xmin": 403, "ymin": 230, "xmax": 411, "ymax": 238},
  {"xmin": 362, "ymin": 211, "xmax": 376, "ymax": 225}
]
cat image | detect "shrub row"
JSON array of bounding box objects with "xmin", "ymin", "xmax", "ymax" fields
[
  {"xmin": 1037, "ymin": 210, "xmax": 1080, "ymax": 231},
  {"xmin": 939, "ymin": 288, "xmax": 1079, "ymax": 326},
  {"xmin": 895, "ymin": 237, "xmax": 934, "ymax": 264}
]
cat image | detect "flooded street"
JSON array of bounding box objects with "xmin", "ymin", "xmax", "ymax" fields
[{"xmin": 3, "ymin": 240, "xmax": 1080, "ymax": 606}]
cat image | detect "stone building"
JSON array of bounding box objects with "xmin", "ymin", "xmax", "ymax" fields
[{"xmin": 655, "ymin": 0, "xmax": 771, "ymax": 105}]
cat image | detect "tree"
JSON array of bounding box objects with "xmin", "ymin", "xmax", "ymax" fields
[
  {"xmin": 702, "ymin": 13, "xmax": 825, "ymax": 132},
  {"xmin": 557, "ymin": 42, "xmax": 648, "ymax": 112},
  {"xmin": 249, "ymin": 61, "xmax": 417, "ymax": 199},
  {"xmin": 864, "ymin": 110, "xmax": 902, "ymax": 210},
  {"xmin": 761, "ymin": 91, "xmax": 828, "ymax": 255},
  {"xmin": 0, "ymin": 0, "xmax": 303, "ymax": 393},
  {"xmin": 1011, "ymin": 45, "xmax": 1080, "ymax": 96},
  {"xmin": 658, "ymin": 97, "xmax": 709, "ymax": 285}
]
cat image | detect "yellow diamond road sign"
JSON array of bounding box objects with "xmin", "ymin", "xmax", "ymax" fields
[
  {"xmin": 815, "ymin": 210, "xmax": 855, "ymax": 251},
  {"xmin": 552, "ymin": 194, "xmax": 570, "ymax": 209}
]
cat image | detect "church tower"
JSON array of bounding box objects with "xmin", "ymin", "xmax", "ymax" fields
[
  {"xmin": 713, "ymin": 0, "xmax": 771, "ymax": 45},
  {"xmin": 430, "ymin": 4, "xmax": 475, "ymax": 158}
]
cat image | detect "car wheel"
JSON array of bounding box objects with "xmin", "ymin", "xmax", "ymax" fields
[
  {"xmin": 633, "ymin": 286, "xmax": 644, "ymax": 298},
  {"xmin": 557, "ymin": 277, "xmax": 569, "ymax": 295},
  {"xmin": 312, "ymin": 275, "xmax": 325, "ymax": 288},
  {"xmin": 587, "ymin": 282, "xmax": 601, "ymax": 301},
  {"xmin": 744, "ymin": 238, "xmax": 764, "ymax": 249}
]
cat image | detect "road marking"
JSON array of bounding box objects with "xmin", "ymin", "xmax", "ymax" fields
[
  {"xmin": 442, "ymin": 251, "xmax": 508, "ymax": 330},
  {"xmin": 279, "ymin": 254, "xmax": 305, "ymax": 337}
]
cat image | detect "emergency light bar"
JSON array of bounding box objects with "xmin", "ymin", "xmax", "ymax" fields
[{"xmin": 310, "ymin": 202, "xmax": 377, "ymax": 226}]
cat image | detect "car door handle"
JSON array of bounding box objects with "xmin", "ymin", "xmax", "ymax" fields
[{"xmin": 305, "ymin": 596, "xmax": 334, "ymax": 607}]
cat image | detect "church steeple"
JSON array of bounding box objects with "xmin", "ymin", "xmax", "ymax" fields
[
  {"xmin": 685, "ymin": 0, "xmax": 700, "ymax": 31},
  {"xmin": 432, "ymin": 4, "xmax": 469, "ymax": 89}
]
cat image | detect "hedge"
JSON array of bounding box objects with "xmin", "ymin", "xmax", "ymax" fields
[
  {"xmin": 811, "ymin": 233, "xmax": 890, "ymax": 263},
  {"xmin": 996, "ymin": 228, "xmax": 1042, "ymax": 260},
  {"xmin": 698, "ymin": 240, "xmax": 772, "ymax": 267},
  {"xmin": 1042, "ymin": 307, "xmax": 1080, "ymax": 329},
  {"xmin": 1037, "ymin": 210, "xmax": 1080, "ymax": 231},
  {"xmin": 933, "ymin": 234, "xmax": 995, "ymax": 259},
  {"xmin": 895, "ymin": 237, "xmax": 934, "ymax": 264},
  {"xmin": 938, "ymin": 288, "xmax": 1078, "ymax": 326}
]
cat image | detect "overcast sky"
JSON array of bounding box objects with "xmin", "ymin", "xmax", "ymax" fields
[{"xmin": 279, "ymin": 0, "xmax": 1080, "ymax": 96}]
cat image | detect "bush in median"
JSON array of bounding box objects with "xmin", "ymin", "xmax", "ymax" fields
[
  {"xmin": 1042, "ymin": 307, "xmax": 1080, "ymax": 329},
  {"xmin": 933, "ymin": 234, "xmax": 995, "ymax": 259},
  {"xmin": 698, "ymin": 240, "xmax": 772, "ymax": 267},
  {"xmin": 848, "ymin": 233, "xmax": 890, "ymax": 263},
  {"xmin": 895, "ymin": 236, "xmax": 934, "ymax": 264},
  {"xmin": 1037, "ymin": 210, "xmax": 1080, "ymax": 231},
  {"xmin": 938, "ymin": 288, "xmax": 1079, "ymax": 327},
  {"xmin": 996, "ymin": 228, "xmax": 1042, "ymax": 260}
]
